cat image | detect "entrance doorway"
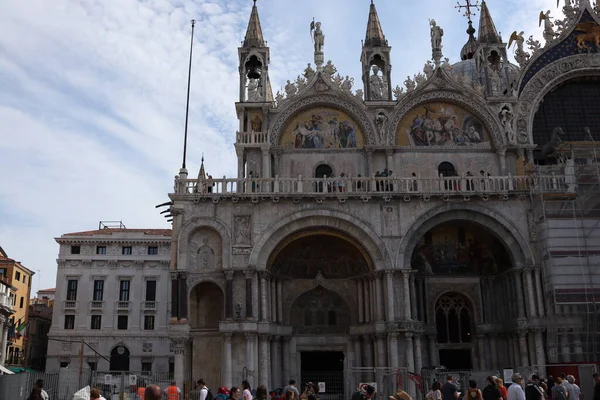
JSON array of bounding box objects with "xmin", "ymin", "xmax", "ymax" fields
[
  {"xmin": 301, "ymin": 351, "xmax": 344, "ymax": 400},
  {"xmin": 439, "ymin": 349, "xmax": 472, "ymax": 370}
]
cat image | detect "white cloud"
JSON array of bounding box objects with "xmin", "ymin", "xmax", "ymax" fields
[{"xmin": 0, "ymin": 0, "xmax": 564, "ymax": 289}]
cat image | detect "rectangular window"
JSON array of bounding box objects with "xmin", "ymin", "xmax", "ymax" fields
[
  {"xmin": 145, "ymin": 280, "xmax": 157, "ymax": 302},
  {"xmin": 66, "ymin": 280, "xmax": 78, "ymax": 301},
  {"xmin": 96, "ymin": 246, "xmax": 106, "ymax": 255},
  {"xmin": 64, "ymin": 315, "xmax": 75, "ymax": 330},
  {"xmin": 60, "ymin": 361, "xmax": 69, "ymax": 368},
  {"xmin": 93, "ymin": 280, "xmax": 104, "ymax": 301},
  {"xmin": 141, "ymin": 362, "xmax": 152, "ymax": 372},
  {"xmin": 122, "ymin": 246, "xmax": 132, "ymax": 255},
  {"xmin": 90, "ymin": 315, "xmax": 102, "ymax": 330},
  {"xmin": 144, "ymin": 315, "xmax": 155, "ymax": 330},
  {"xmin": 19, "ymin": 297, "xmax": 23, "ymax": 309},
  {"xmin": 147, "ymin": 246, "xmax": 158, "ymax": 255},
  {"xmin": 169, "ymin": 362, "xmax": 174, "ymax": 375},
  {"xmin": 23, "ymin": 275, "xmax": 26, "ymax": 284},
  {"xmin": 15, "ymin": 271, "xmax": 20, "ymax": 281},
  {"xmin": 71, "ymin": 246, "xmax": 80, "ymax": 254},
  {"xmin": 117, "ymin": 315, "xmax": 128, "ymax": 330},
  {"xmin": 0, "ymin": 267, "xmax": 6, "ymax": 277},
  {"xmin": 119, "ymin": 280, "xmax": 130, "ymax": 302}
]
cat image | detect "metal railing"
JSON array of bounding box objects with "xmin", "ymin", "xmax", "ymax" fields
[{"xmin": 175, "ymin": 174, "xmax": 567, "ymax": 197}]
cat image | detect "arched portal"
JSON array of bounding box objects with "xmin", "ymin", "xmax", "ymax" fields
[
  {"xmin": 189, "ymin": 282, "xmax": 224, "ymax": 330},
  {"xmin": 435, "ymin": 293, "xmax": 474, "ymax": 370},
  {"xmin": 109, "ymin": 344, "xmax": 130, "ymax": 372}
]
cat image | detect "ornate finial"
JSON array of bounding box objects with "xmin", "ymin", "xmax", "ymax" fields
[
  {"xmin": 455, "ymin": 0, "xmax": 480, "ymax": 20},
  {"xmin": 201, "ymin": 153, "xmax": 204, "ymax": 163}
]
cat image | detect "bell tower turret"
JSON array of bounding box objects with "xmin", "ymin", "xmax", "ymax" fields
[{"xmin": 361, "ymin": 0, "xmax": 392, "ymax": 101}]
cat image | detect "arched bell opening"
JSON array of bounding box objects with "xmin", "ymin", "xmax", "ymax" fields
[
  {"xmin": 245, "ymin": 55, "xmax": 263, "ymax": 80},
  {"xmin": 189, "ymin": 282, "xmax": 224, "ymax": 330},
  {"xmin": 109, "ymin": 344, "xmax": 130, "ymax": 372}
]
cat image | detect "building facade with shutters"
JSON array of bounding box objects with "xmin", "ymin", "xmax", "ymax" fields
[{"xmin": 45, "ymin": 227, "xmax": 172, "ymax": 373}]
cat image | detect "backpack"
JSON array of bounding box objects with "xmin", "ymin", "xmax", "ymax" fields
[
  {"xmin": 553, "ymin": 386, "xmax": 566, "ymax": 400},
  {"xmin": 205, "ymin": 388, "xmax": 215, "ymax": 400}
]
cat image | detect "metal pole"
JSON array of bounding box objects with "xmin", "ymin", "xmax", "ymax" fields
[{"xmin": 182, "ymin": 19, "xmax": 196, "ymax": 170}]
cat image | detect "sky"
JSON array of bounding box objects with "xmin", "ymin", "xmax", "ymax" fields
[{"xmin": 0, "ymin": 0, "xmax": 561, "ymax": 292}]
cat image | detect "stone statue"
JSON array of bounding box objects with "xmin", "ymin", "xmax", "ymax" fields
[
  {"xmin": 247, "ymin": 78, "xmax": 262, "ymax": 102},
  {"xmin": 312, "ymin": 21, "xmax": 324, "ymax": 53},
  {"xmin": 303, "ymin": 63, "xmax": 316, "ymax": 80},
  {"xmin": 500, "ymin": 106, "xmax": 516, "ymax": 145},
  {"xmin": 509, "ymin": 31, "xmax": 530, "ymax": 67},
  {"xmin": 404, "ymin": 75, "xmax": 415, "ymax": 92},
  {"xmin": 423, "ymin": 60, "xmax": 434, "ymax": 78},
  {"xmin": 285, "ymin": 80, "xmax": 297, "ymax": 97},
  {"xmin": 393, "ymin": 85, "xmax": 405, "ymax": 100},
  {"xmin": 369, "ymin": 65, "xmax": 385, "ymax": 100},
  {"xmin": 323, "ymin": 60, "xmax": 337, "ymax": 79},
  {"xmin": 442, "ymin": 57, "xmax": 453, "ymax": 71},
  {"xmin": 414, "ymin": 72, "xmax": 427, "ymax": 88},
  {"xmin": 542, "ymin": 127, "xmax": 564, "ymax": 158},
  {"xmin": 197, "ymin": 238, "xmax": 214, "ymax": 270},
  {"xmin": 332, "ymin": 73, "xmax": 343, "ymax": 88},
  {"xmin": 539, "ymin": 10, "xmax": 556, "ymax": 43},
  {"xmin": 490, "ymin": 69, "xmax": 502, "ymax": 95},
  {"xmin": 584, "ymin": 127, "xmax": 595, "ymax": 142},
  {"xmin": 375, "ymin": 112, "xmax": 389, "ymax": 144},
  {"xmin": 341, "ymin": 76, "xmax": 353, "ymax": 94},
  {"xmin": 296, "ymin": 75, "xmax": 307, "ymax": 92},
  {"xmin": 274, "ymin": 90, "xmax": 284, "ymax": 106},
  {"xmin": 354, "ymin": 89, "xmax": 364, "ymax": 101},
  {"xmin": 430, "ymin": 19, "xmax": 443, "ymax": 49},
  {"xmin": 527, "ymin": 35, "xmax": 542, "ymax": 53}
]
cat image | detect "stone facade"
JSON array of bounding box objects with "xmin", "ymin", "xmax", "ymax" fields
[{"xmin": 46, "ymin": 228, "xmax": 172, "ymax": 373}]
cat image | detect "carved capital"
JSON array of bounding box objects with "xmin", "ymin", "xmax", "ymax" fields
[
  {"xmin": 258, "ymin": 271, "xmax": 270, "ymax": 281},
  {"xmin": 224, "ymin": 270, "xmax": 234, "ymax": 280},
  {"xmin": 223, "ymin": 333, "xmax": 233, "ymax": 342},
  {"xmin": 271, "ymin": 335, "xmax": 281, "ymax": 342},
  {"xmin": 405, "ymin": 332, "xmax": 414, "ymax": 339},
  {"xmin": 244, "ymin": 332, "xmax": 256, "ymax": 340},
  {"xmin": 385, "ymin": 270, "xmax": 395, "ymax": 277},
  {"xmin": 244, "ymin": 269, "xmax": 254, "ymax": 279},
  {"xmin": 258, "ymin": 333, "xmax": 270, "ymax": 341},
  {"xmin": 170, "ymin": 337, "xmax": 189, "ymax": 355},
  {"xmin": 401, "ymin": 269, "xmax": 412, "ymax": 276}
]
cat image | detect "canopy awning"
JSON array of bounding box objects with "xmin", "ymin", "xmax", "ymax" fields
[{"xmin": 0, "ymin": 364, "xmax": 15, "ymax": 374}]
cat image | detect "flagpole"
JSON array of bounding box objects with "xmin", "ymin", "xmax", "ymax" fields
[{"xmin": 182, "ymin": 19, "xmax": 196, "ymax": 170}]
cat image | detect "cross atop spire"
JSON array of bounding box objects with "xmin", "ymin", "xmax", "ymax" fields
[
  {"xmin": 477, "ymin": 0, "xmax": 501, "ymax": 43},
  {"xmin": 243, "ymin": 0, "xmax": 265, "ymax": 48},
  {"xmin": 455, "ymin": 0, "xmax": 480, "ymax": 21},
  {"xmin": 364, "ymin": 0, "xmax": 387, "ymax": 47}
]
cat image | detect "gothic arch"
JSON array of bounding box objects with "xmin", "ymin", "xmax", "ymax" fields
[
  {"xmin": 515, "ymin": 54, "xmax": 600, "ymax": 146},
  {"xmin": 397, "ymin": 203, "xmax": 533, "ymax": 270},
  {"xmin": 389, "ymin": 89, "xmax": 505, "ymax": 149},
  {"xmin": 178, "ymin": 217, "xmax": 231, "ymax": 271},
  {"xmin": 249, "ymin": 209, "xmax": 390, "ymax": 271},
  {"xmin": 268, "ymin": 94, "xmax": 377, "ymax": 146}
]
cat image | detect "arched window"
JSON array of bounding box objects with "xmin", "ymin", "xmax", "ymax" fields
[
  {"xmin": 109, "ymin": 345, "xmax": 130, "ymax": 372},
  {"xmin": 435, "ymin": 293, "xmax": 473, "ymax": 344},
  {"xmin": 315, "ymin": 164, "xmax": 334, "ymax": 193},
  {"xmin": 438, "ymin": 162, "xmax": 456, "ymax": 177}
]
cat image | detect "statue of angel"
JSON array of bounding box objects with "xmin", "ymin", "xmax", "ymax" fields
[
  {"xmin": 442, "ymin": 57, "xmax": 453, "ymax": 72},
  {"xmin": 509, "ymin": 31, "xmax": 530, "ymax": 67},
  {"xmin": 393, "ymin": 85, "xmax": 405, "ymax": 100},
  {"xmin": 332, "ymin": 73, "xmax": 343, "ymax": 88},
  {"xmin": 423, "ymin": 60, "xmax": 434, "ymax": 78},
  {"xmin": 539, "ymin": 10, "xmax": 556, "ymax": 43},
  {"xmin": 274, "ymin": 90, "xmax": 284, "ymax": 107},
  {"xmin": 404, "ymin": 75, "xmax": 415, "ymax": 92},
  {"xmin": 414, "ymin": 72, "xmax": 427, "ymax": 88},
  {"xmin": 284, "ymin": 80, "xmax": 297, "ymax": 98},
  {"xmin": 341, "ymin": 76, "xmax": 354, "ymax": 94},
  {"xmin": 323, "ymin": 60, "xmax": 337, "ymax": 79},
  {"xmin": 296, "ymin": 75, "xmax": 307, "ymax": 92},
  {"xmin": 526, "ymin": 35, "xmax": 542, "ymax": 53},
  {"xmin": 303, "ymin": 63, "xmax": 315, "ymax": 80}
]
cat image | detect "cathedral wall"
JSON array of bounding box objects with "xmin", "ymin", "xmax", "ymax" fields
[
  {"xmin": 392, "ymin": 151, "xmax": 501, "ymax": 178},
  {"xmin": 191, "ymin": 335, "xmax": 223, "ymax": 386},
  {"xmin": 279, "ymin": 151, "xmax": 367, "ymax": 178}
]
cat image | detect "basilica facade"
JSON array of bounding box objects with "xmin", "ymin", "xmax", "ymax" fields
[{"xmin": 166, "ymin": 0, "xmax": 600, "ymax": 398}]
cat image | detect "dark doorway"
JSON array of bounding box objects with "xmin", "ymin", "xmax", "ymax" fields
[
  {"xmin": 109, "ymin": 345, "xmax": 130, "ymax": 371},
  {"xmin": 315, "ymin": 164, "xmax": 333, "ymax": 193},
  {"xmin": 301, "ymin": 352, "xmax": 344, "ymax": 400},
  {"xmin": 438, "ymin": 162, "xmax": 456, "ymax": 177},
  {"xmin": 439, "ymin": 349, "xmax": 472, "ymax": 370}
]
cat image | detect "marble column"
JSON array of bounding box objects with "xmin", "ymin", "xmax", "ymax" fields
[
  {"xmin": 518, "ymin": 331, "xmax": 529, "ymax": 367},
  {"xmin": 370, "ymin": 278, "xmax": 377, "ymax": 322},
  {"xmin": 528, "ymin": 333, "xmax": 537, "ymax": 369},
  {"xmin": 385, "ymin": 271, "xmax": 395, "ymax": 322},
  {"xmin": 277, "ymin": 280, "xmax": 283, "ymax": 323},
  {"xmin": 524, "ymin": 268, "xmax": 537, "ymax": 318},
  {"xmin": 560, "ymin": 330, "xmax": 571, "ymax": 363},
  {"xmin": 172, "ymin": 339, "xmax": 188, "ymax": 389},
  {"xmin": 410, "ymin": 274, "xmax": 418, "ymax": 320},
  {"xmin": 260, "ymin": 273, "xmax": 268, "ymax": 322},
  {"xmin": 534, "ymin": 330, "xmax": 547, "ymax": 369},
  {"xmin": 512, "ymin": 335, "xmax": 521, "ymax": 368},
  {"xmin": 534, "ymin": 268, "xmax": 545, "ymax": 317},
  {"xmin": 402, "ymin": 271, "xmax": 411, "ymax": 320},
  {"xmin": 377, "ymin": 334, "xmax": 387, "ymax": 368},
  {"xmin": 405, "ymin": 333, "xmax": 415, "ymax": 397},
  {"xmin": 236, "ymin": 147, "xmax": 245, "ymax": 183},
  {"xmin": 0, "ymin": 321, "xmax": 7, "ymax": 365},
  {"xmin": 223, "ymin": 333, "xmax": 233, "ymax": 387},
  {"xmin": 428, "ymin": 335, "xmax": 438, "ymax": 366},
  {"xmin": 261, "ymin": 147, "xmax": 270, "ymax": 180},
  {"xmin": 271, "ymin": 279, "xmax": 277, "ymax": 322},
  {"xmin": 259, "ymin": 334, "xmax": 270, "ymax": 388},
  {"xmin": 364, "ymin": 280, "xmax": 371, "ymax": 322},
  {"xmin": 414, "ymin": 335, "xmax": 423, "ymax": 375},
  {"xmin": 245, "ymin": 333, "xmax": 256, "ymax": 387},
  {"xmin": 358, "ymin": 280, "xmax": 364, "ymax": 323},
  {"xmin": 389, "ymin": 333, "xmax": 399, "ymax": 368},
  {"xmin": 366, "ymin": 149, "xmax": 374, "ymax": 181},
  {"xmin": 271, "ymin": 336, "xmax": 281, "ymax": 387},
  {"xmin": 375, "ymin": 273, "xmax": 384, "ymax": 322},
  {"xmin": 245, "ymin": 270, "xmax": 253, "ymax": 319},
  {"xmin": 283, "ymin": 337, "xmax": 291, "ymax": 383},
  {"xmin": 225, "ymin": 271, "xmax": 234, "ymax": 319},
  {"xmin": 514, "ymin": 271, "xmax": 526, "ymax": 319}
]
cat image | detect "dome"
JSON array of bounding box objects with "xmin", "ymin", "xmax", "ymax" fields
[
  {"xmin": 451, "ymin": 58, "xmax": 520, "ymax": 90},
  {"xmin": 460, "ymin": 21, "xmax": 477, "ymax": 61}
]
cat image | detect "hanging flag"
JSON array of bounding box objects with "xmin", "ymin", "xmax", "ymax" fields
[
  {"xmin": 16, "ymin": 322, "xmax": 26, "ymax": 332},
  {"xmin": 23, "ymin": 323, "xmax": 30, "ymax": 340}
]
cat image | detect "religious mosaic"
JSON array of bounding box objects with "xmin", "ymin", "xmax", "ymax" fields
[
  {"xmin": 397, "ymin": 102, "xmax": 489, "ymax": 147},
  {"xmin": 411, "ymin": 221, "xmax": 511, "ymax": 276},
  {"xmin": 281, "ymin": 107, "xmax": 365, "ymax": 149}
]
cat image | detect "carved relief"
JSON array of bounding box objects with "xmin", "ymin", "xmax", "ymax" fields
[
  {"xmin": 233, "ymin": 216, "xmax": 252, "ymax": 246},
  {"xmin": 188, "ymin": 228, "xmax": 222, "ymax": 271},
  {"xmin": 197, "ymin": 239, "xmax": 214, "ymax": 270}
]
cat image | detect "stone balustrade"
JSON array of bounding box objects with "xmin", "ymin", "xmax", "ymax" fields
[
  {"xmin": 236, "ymin": 131, "xmax": 269, "ymax": 145},
  {"xmin": 0, "ymin": 293, "xmax": 14, "ymax": 312},
  {"xmin": 173, "ymin": 174, "xmax": 568, "ymax": 198}
]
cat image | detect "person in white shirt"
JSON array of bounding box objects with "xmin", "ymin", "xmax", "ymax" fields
[
  {"xmin": 508, "ymin": 373, "xmax": 526, "ymax": 400},
  {"xmin": 198, "ymin": 379, "xmax": 208, "ymax": 400},
  {"xmin": 564, "ymin": 376, "xmax": 581, "ymax": 400}
]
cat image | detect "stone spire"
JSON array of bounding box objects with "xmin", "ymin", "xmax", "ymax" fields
[
  {"xmin": 477, "ymin": 0, "xmax": 501, "ymax": 44},
  {"xmin": 197, "ymin": 155, "xmax": 206, "ymax": 181},
  {"xmin": 460, "ymin": 20, "xmax": 478, "ymax": 60},
  {"xmin": 364, "ymin": 0, "xmax": 387, "ymax": 47},
  {"xmin": 243, "ymin": 0, "xmax": 265, "ymax": 48}
]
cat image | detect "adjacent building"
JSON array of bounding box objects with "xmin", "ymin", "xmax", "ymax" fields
[
  {"xmin": 23, "ymin": 300, "xmax": 52, "ymax": 370},
  {"xmin": 46, "ymin": 223, "xmax": 172, "ymax": 373},
  {"xmin": 0, "ymin": 246, "xmax": 34, "ymax": 367},
  {"xmin": 0, "ymin": 270, "xmax": 16, "ymax": 370}
]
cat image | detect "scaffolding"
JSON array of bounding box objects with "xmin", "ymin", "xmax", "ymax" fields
[{"xmin": 533, "ymin": 141, "xmax": 600, "ymax": 364}]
